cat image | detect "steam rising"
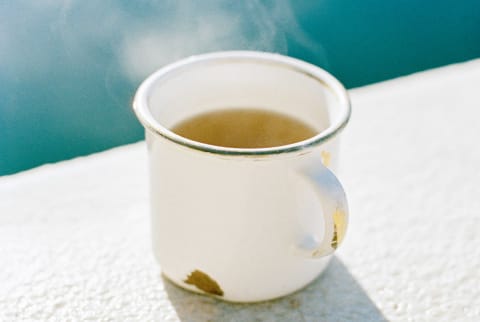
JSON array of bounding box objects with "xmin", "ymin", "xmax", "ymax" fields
[
  {"xmin": 121, "ymin": 0, "xmax": 326, "ymax": 80},
  {"xmin": 0, "ymin": 0, "xmax": 326, "ymax": 82}
]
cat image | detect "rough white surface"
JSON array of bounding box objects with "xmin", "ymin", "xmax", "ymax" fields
[{"xmin": 1, "ymin": 60, "xmax": 480, "ymax": 321}]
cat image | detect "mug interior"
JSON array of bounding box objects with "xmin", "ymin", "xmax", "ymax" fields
[{"xmin": 133, "ymin": 51, "xmax": 350, "ymax": 155}]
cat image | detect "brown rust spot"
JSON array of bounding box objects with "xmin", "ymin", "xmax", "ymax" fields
[
  {"xmin": 184, "ymin": 270, "xmax": 224, "ymax": 296},
  {"xmin": 331, "ymin": 208, "xmax": 347, "ymax": 249},
  {"xmin": 331, "ymin": 225, "xmax": 339, "ymax": 249}
]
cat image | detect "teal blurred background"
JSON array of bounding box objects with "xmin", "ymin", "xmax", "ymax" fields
[{"xmin": 1, "ymin": 1, "xmax": 479, "ymax": 175}]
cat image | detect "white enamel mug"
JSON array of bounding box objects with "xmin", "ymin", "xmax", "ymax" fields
[{"xmin": 133, "ymin": 51, "xmax": 351, "ymax": 303}]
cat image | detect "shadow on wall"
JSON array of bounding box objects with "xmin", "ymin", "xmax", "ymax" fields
[
  {"xmin": 162, "ymin": 257, "xmax": 387, "ymax": 321},
  {"xmin": 1, "ymin": 0, "xmax": 479, "ymax": 175}
]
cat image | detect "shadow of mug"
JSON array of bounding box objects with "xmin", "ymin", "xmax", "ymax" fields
[{"xmin": 162, "ymin": 257, "xmax": 386, "ymax": 322}]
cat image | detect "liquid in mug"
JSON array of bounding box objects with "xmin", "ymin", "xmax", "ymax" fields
[{"xmin": 171, "ymin": 108, "xmax": 319, "ymax": 148}]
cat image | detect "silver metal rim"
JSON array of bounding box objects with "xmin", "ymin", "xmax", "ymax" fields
[{"xmin": 132, "ymin": 51, "xmax": 351, "ymax": 156}]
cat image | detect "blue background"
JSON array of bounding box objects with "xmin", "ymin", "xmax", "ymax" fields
[{"xmin": 1, "ymin": 1, "xmax": 479, "ymax": 175}]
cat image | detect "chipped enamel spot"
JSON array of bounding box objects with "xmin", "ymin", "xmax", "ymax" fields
[
  {"xmin": 184, "ymin": 270, "xmax": 224, "ymax": 296},
  {"xmin": 331, "ymin": 208, "xmax": 347, "ymax": 249},
  {"xmin": 321, "ymin": 150, "xmax": 331, "ymax": 167}
]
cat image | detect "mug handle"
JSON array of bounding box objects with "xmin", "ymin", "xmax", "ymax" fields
[{"xmin": 295, "ymin": 161, "xmax": 349, "ymax": 258}]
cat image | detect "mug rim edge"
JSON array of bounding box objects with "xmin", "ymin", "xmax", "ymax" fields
[{"xmin": 132, "ymin": 50, "xmax": 351, "ymax": 157}]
